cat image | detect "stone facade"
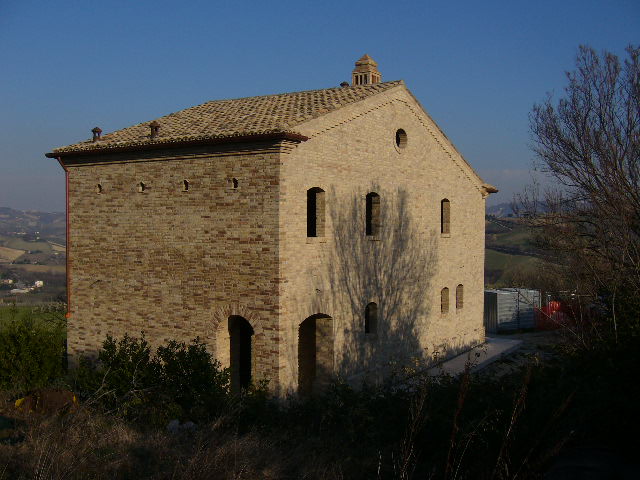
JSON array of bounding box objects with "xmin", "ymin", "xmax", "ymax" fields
[
  {"xmin": 277, "ymin": 86, "xmax": 490, "ymax": 393},
  {"xmin": 63, "ymin": 143, "xmax": 287, "ymax": 384},
  {"xmin": 50, "ymin": 58, "xmax": 495, "ymax": 395}
]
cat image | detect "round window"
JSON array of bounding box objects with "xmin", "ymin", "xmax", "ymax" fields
[{"xmin": 395, "ymin": 129, "xmax": 407, "ymax": 149}]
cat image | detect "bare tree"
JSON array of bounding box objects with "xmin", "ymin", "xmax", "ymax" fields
[{"xmin": 519, "ymin": 45, "xmax": 640, "ymax": 308}]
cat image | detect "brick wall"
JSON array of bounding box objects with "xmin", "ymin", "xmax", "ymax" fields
[{"xmin": 64, "ymin": 143, "xmax": 283, "ymax": 385}]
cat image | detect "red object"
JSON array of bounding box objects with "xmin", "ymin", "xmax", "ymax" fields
[
  {"xmin": 548, "ymin": 300, "xmax": 561, "ymax": 313},
  {"xmin": 537, "ymin": 301, "xmax": 565, "ymax": 330}
]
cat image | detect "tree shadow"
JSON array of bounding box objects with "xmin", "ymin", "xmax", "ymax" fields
[{"xmin": 308, "ymin": 186, "xmax": 439, "ymax": 386}]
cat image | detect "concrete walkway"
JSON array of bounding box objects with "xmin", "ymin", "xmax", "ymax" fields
[{"xmin": 427, "ymin": 336, "xmax": 522, "ymax": 376}]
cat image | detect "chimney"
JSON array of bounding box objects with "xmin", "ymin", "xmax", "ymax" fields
[
  {"xmin": 149, "ymin": 121, "xmax": 160, "ymax": 139},
  {"xmin": 91, "ymin": 127, "xmax": 102, "ymax": 142},
  {"xmin": 352, "ymin": 54, "xmax": 381, "ymax": 86}
]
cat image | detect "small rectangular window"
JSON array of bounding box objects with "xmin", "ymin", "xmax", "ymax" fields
[
  {"xmin": 307, "ymin": 188, "xmax": 325, "ymax": 237},
  {"xmin": 456, "ymin": 284, "xmax": 464, "ymax": 309},
  {"xmin": 441, "ymin": 287, "xmax": 450, "ymax": 314},
  {"xmin": 441, "ymin": 199, "xmax": 450, "ymax": 234}
]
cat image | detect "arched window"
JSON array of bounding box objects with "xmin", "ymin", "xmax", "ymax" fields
[
  {"xmin": 456, "ymin": 284, "xmax": 464, "ymax": 310},
  {"xmin": 441, "ymin": 287, "xmax": 450, "ymax": 314},
  {"xmin": 365, "ymin": 302, "xmax": 378, "ymax": 334},
  {"xmin": 182, "ymin": 179, "xmax": 189, "ymax": 191},
  {"xmin": 441, "ymin": 199, "xmax": 450, "ymax": 234},
  {"xmin": 307, "ymin": 187, "xmax": 325, "ymax": 237},
  {"xmin": 137, "ymin": 182, "xmax": 146, "ymax": 193},
  {"xmin": 366, "ymin": 192, "xmax": 380, "ymax": 236},
  {"xmin": 95, "ymin": 184, "xmax": 103, "ymax": 194},
  {"xmin": 395, "ymin": 129, "xmax": 407, "ymax": 149}
]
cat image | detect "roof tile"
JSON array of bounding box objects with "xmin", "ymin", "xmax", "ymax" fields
[{"xmin": 52, "ymin": 80, "xmax": 403, "ymax": 154}]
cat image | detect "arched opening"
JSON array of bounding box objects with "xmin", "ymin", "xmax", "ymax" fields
[
  {"xmin": 182, "ymin": 179, "xmax": 189, "ymax": 191},
  {"xmin": 365, "ymin": 302, "xmax": 378, "ymax": 334},
  {"xmin": 456, "ymin": 284, "xmax": 464, "ymax": 310},
  {"xmin": 395, "ymin": 129, "xmax": 407, "ymax": 149},
  {"xmin": 228, "ymin": 316, "xmax": 254, "ymax": 393},
  {"xmin": 366, "ymin": 192, "xmax": 380, "ymax": 236},
  {"xmin": 137, "ymin": 182, "xmax": 146, "ymax": 193},
  {"xmin": 441, "ymin": 287, "xmax": 450, "ymax": 314},
  {"xmin": 307, "ymin": 188, "xmax": 325, "ymax": 237},
  {"xmin": 298, "ymin": 314, "xmax": 333, "ymax": 395},
  {"xmin": 441, "ymin": 199, "xmax": 451, "ymax": 234}
]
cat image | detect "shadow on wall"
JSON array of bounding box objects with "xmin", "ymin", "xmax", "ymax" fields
[{"xmin": 309, "ymin": 186, "xmax": 439, "ymax": 387}]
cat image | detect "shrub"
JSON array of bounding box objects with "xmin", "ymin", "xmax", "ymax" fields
[
  {"xmin": 74, "ymin": 334, "xmax": 231, "ymax": 424},
  {"xmin": 0, "ymin": 305, "xmax": 66, "ymax": 391},
  {"xmin": 100, "ymin": 334, "xmax": 157, "ymax": 396},
  {"xmin": 76, "ymin": 334, "xmax": 160, "ymax": 418},
  {"xmin": 155, "ymin": 338, "xmax": 230, "ymax": 420}
]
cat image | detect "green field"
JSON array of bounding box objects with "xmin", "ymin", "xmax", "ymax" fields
[
  {"xmin": 0, "ymin": 305, "xmax": 31, "ymax": 324},
  {"xmin": 484, "ymin": 217, "xmax": 550, "ymax": 287},
  {"xmin": 6, "ymin": 264, "xmax": 65, "ymax": 274},
  {"xmin": 485, "ymin": 247, "xmax": 545, "ymax": 287},
  {"xmin": 0, "ymin": 235, "xmax": 52, "ymax": 254},
  {"xmin": 485, "ymin": 248, "xmax": 538, "ymax": 270},
  {"xmin": 485, "ymin": 218, "xmax": 539, "ymax": 254},
  {"xmin": 0, "ymin": 304, "xmax": 66, "ymax": 329}
]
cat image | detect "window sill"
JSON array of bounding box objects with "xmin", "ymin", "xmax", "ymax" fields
[
  {"xmin": 306, "ymin": 237, "xmax": 328, "ymax": 244},
  {"xmin": 440, "ymin": 233, "xmax": 451, "ymax": 238},
  {"xmin": 366, "ymin": 236, "xmax": 381, "ymax": 242}
]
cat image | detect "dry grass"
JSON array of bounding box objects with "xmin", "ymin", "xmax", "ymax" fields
[
  {"xmin": 0, "ymin": 246, "xmax": 24, "ymax": 263},
  {"xmin": 49, "ymin": 244, "xmax": 65, "ymax": 254},
  {"xmin": 0, "ymin": 393, "xmax": 342, "ymax": 480},
  {"xmin": 5, "ymin": 265, "xmax": 65, "ymax": 274}
]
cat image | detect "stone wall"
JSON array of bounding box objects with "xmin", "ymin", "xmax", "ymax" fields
[
  {"xmin": 277, "ymin": 84, "xmax": 486, "ymax": 393},
  {"xmin": 64, "ymin": 143, "xmax": 284, "ymax": 385}
]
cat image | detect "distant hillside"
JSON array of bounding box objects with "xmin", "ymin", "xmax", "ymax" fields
[
  {"xmin": 0, "ymin": 206, "xmax": 65, "ymax": 268},
  {"xmin": 486, "ymin": 202, "xmax": 515, "ymax": 217},
  {"xmin": 0, "ymin": 207, "xmax": 66, "ymax": 303},
  {"xmin": 0, "ymin": 207, "xmax": 65, "ymax": 244},
  {"xmin": 484, "ymin": 216, "xmax": 546, "ymax": 287}
]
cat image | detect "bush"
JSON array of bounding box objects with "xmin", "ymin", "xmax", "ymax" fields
[
  {"xmin": 75, "ymin": 334, "xmax": 231, "ymax": 424},
  {"xmin": 155, "ymin": 339, "xmax": 230, "ymax": 420},
  {"xmin": 0, "ymin": 305, "xmax": 66, "ymax": 391}
]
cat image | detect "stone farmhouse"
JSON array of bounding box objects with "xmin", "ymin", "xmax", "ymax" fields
[{"xmin": 47, "ymin": 55, "xmax": 497, "ymax": 395}]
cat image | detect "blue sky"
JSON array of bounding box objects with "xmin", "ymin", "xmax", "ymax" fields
[{"xmin": 0, "ymin": 0, "xmax": 638, "ymax": 211}]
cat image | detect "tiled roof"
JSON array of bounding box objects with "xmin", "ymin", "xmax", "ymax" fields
[{"xmin": 51, "ymin": 81, "xmax": 403, "ymax": 155}]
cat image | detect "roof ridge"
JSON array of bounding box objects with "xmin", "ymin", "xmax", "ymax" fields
[
  {"xmin": 196, "ymin": 80, "xmax": 403, "ymax": 105},
  {"xmin": 49, "ymin": 80, "xmax": 405, "ymax": 156}
]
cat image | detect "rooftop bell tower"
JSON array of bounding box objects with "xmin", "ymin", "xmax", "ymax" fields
[{"xmin": 352, "ymin": 54, "xmax": 381, "ymax": 86}]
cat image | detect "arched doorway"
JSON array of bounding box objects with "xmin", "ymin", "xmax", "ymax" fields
[
  {"xmin": 298, "ymin": 314, "xmax": 333, "ymax": 395},
  {"xmin": 228, "ymin": 316, "xmax": 254, "ymax": 393}
]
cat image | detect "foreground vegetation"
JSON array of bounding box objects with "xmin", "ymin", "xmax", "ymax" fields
[{"xmin": 0, "ymin": 304, "xmax": 638, "ymax": 479}]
